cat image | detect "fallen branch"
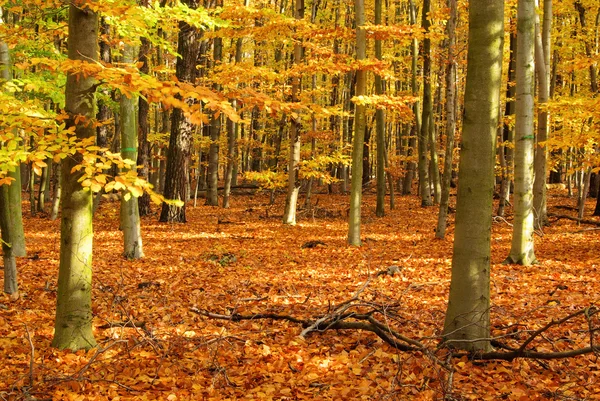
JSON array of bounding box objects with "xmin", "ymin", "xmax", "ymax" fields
[
  {"xmin": 198, "ymin": 271, "xmax": 600, "ymax": 364},
  {"xmin": 548, "ymin": 212, "xmax": 600, "ymax": 226}
]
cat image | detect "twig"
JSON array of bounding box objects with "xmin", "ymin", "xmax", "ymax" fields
[{"xmin": 24, "ymin": 324, "xmax": 34, "ymax": 389}]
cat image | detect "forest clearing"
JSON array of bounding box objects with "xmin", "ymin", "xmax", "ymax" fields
[{"xmin": 1, "ymin": 188, "xmax": 600, "ymax": 400}]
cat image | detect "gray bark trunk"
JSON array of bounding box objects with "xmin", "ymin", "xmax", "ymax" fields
[
  {"xmin": 506, "ymin": 0, "xmax": 537, "ymax": 266},
  {"xmin": 52, "ymin": 4, "xmax": 98, "ymax": 351},
  {"xmin": 347, "ymin": 0, "xmax": 366, "ymax": 245},
  {"xmin": 443, "ymin": 0, "xmax": 504, "ymax": 352}
]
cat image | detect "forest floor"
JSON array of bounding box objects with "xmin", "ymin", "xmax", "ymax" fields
[{"xmin": 1, "ymin": 187, "xmax": 600, "ymax": 400}]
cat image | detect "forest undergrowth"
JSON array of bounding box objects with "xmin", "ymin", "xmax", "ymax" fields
[{"xmin": 1, "ymin": 188, "xmax": 599, "ymax": 400}]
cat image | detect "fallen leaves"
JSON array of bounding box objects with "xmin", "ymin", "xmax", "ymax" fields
[{"xmin": 1, "ymin": 191, "xmax": 600, "ymax": 399}]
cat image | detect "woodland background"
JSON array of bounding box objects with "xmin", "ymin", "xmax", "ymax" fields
[{"xmin": 1, "ymin": 0, "xmax": 600, "ymax": 399}]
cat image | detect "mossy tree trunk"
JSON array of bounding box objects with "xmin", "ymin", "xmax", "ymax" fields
[
  {"xmin": 52, "ymin": 4, "xmax": 98, "ymax": 351},
  {"xmin": 443, "ymin": 0, "xmax": 504, "ymax": 352}
]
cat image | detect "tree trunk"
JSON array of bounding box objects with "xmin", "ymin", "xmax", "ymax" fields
[
  {"xmin": 52, "ymin": 4, "xmax": 98, "ymax": 351},
  {"xmin": 50, "ymin": 162, "xmax": 62, "ymax": 221},
  {"xmin": 435, "ymin": 0, "xmax": 457, "ymax": 239},
  {"xmin": 282, "ymin": 0, "xmax": 304, "ymax": 225},
  {"xmin": 206, "ymin": 35, "xmax": 223, "ymax": 207},
  {"xmin": 347, "ymin": 0, "xmax": 367, "ymax": 245},
  {"xmin": 374, "ymin": 0, "xmax": 386, "ymax": 218},
  {"xmin": 120, "ymin": 43, "xmax": 144, "ymax": 260},
  {"xmin": 137, "ymin": 35, "xmax": 152, "ymax": 217},
  {"xmin": 443, "ymin": 0, "xmax": 504, "ymax": 352},
  {"xmin": 532, "ymin": 1, "xmax": 552, "ymax": 228},
  {"xmin": 506, "ymin": 0, "xmax": 537, "ymax": 266},
  {"xmin": 498, "ymin": 31, "xmax": 517, "ymax": 218},
  {"xmin": 223, "ymin": 36, "xmax": 244, "ymax": 209},
  {"xmin": 159, "ymin": 0, "xmax": 201, "ymax": 223},
  {"xmin": 0, "ymin": 185, "xmax": 17, "ymax": 295},
  {"xmin": 416, "ymin": 0, "xmax": 431, "ymax": 206}
]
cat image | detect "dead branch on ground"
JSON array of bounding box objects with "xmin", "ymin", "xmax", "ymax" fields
[{"xmin": 195, "ymin": 269, "xmax": 600, "ymax": 364}]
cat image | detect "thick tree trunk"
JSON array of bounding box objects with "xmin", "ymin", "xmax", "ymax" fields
[
  {"xmin": 506, "ymin": 0, "xmax": 537, "ymax": 266},
  {"xmin": 159, "ymin": 1, "xmax": 201, "ymax": 223},
  {"xmin": 443, "ymin": 0, "xmax": 504, "ymax": 352},
  {"xmin": 52, "ymin": 4, "xmax": 98, "ymax": 351}
]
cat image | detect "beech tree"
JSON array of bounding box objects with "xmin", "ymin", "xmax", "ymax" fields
[
  {"xmin": 120, "ymin": 43, "xmax": 144, "ymax": 260},
  {"xmin": 443, "ymin": 0, "xmax": 504, "ymax": 351},
  {"xmin": 506, "ymin": 0, "xmax": 537, "ymax": 266},
  {"xmin": 52, "ymin": 3, "xmax": 98, "ymax": 351},
  {"xmin": 347, "ymin": 0, "xmax": 367, "ymax": 246}
]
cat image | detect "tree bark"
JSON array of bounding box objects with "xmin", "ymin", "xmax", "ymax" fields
[
  {"xmin": 137, "ymin": 34, "xmax": 152, "ymax": 217},
  {"xmin": 375, "ymin": 0, "xmax": 386, "ymax": 218},
  {"xmin": 435, "ymin": 0, "xmax": 457, "ymax": 238},
  {"xmin": 206, "ymin": 32, "xmax": 223, "ymax": 207},
  {"xmin": 506, "ymin": 0, "xmax": 537, "ymax": 266},
  {"xmin": 417, "ymin": 0, "xmax": 431, "ymax": 206},
  {"xmin": 283, "ymin": 0, "xmax": 304, "ymax": 225},
  {"xmin": 159, "ymin": 0, "xmax": 201, "ymax": 223},
  {"xmin": 120, "ymin": 43, "xmax": 144, "ymax": 260},
  {"xmin": 347, "ymin": 0, "xmax": 367, "ymax": 245},
  {"xmin": 52, "ymin": 4, "xmax": 98, "ymax": 351},
  {"xmin": 532, "ymin": 1, "xmax": 552, "ymax": 228},
  {"xmin": 443, "ymin": 0, "xmax": 504, "ymax": 352}
]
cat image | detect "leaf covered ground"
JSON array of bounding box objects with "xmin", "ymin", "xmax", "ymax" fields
[{"xmin": 1, "ymin": 189, "xmax": 600, "ymax": 400}]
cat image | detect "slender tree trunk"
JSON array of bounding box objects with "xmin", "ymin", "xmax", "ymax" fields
[
  {"xmin": 120, "ymin": 44, "xmax": 144, "ymax": 260},
  {"xmin": 206, "ymin": 33, "xmax": 223, "ymax": 207},
  {"xmin": 506, "ymin": 0, "xmax": 537, "ymax": 266},
  {"xmin": 435, "ymin": 0, "xmax": 457, "ymax": 238},
  {"xmin": 0, "ymin": 185, "xmax": 17, "ymax": 296},
  {"xmin": 50, "ymin": 162, "xmax": 62, "ymax": 220},
  {"xmin": 375, "ymin": 0, "xmax": 386, "ymax": 217},
  {"xmin": 137, "ymin": 34, "xmax": 152, "ymax": 216},
  {"xmin": 52, "ymin": 4, "xmax": 98, "ymax": 351},
  {"xmin": 282, "ymin": 0, "xmax": 304, "ymax": 225},
  {"xmin": 443, "ymin": 0, "xmax": 504, "ymax": 352},
  {"xmin": 348, "ymin": 0, "xmax": 367, "ymax": 245},
  {"xmin": 37, "ymin": 164, "xmax": 48, "ymax": 212},
  {"xmin": 417, "ymin": 0, "xmax": 431, "ymax": 206},
  {"xmin": 223, "ymin": 36, "xmax": 244, "ymax": 209},
  {"xmin": 532, "ymin": 1, "xmax": 551, "ymax": 228},
  {"xmin": 498, "ymin": 31, "xmax": 517, "ymax": 218}
]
